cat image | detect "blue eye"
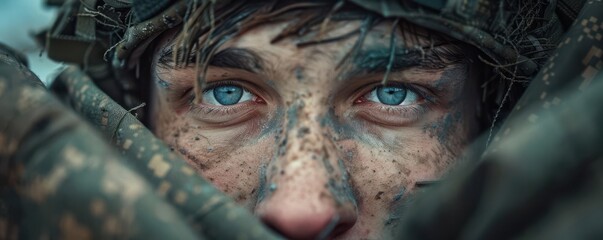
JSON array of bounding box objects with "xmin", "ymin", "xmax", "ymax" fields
[
  {"xmin": 202, "ymin": 84, "xmax": 254, "ymax": 106},
  {"xmin": 366, "ymin": 85, "xmax": 419, "ymax": 106}
]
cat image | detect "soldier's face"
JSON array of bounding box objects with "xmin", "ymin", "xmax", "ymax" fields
[{"xmin": 151, "ymin": 19, "xmax": 479, "ymax": 239}]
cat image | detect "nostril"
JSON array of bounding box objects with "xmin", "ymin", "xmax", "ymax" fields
[
  {"xmin": 259, "ymin": 205, "xmax": 356, "ymax": 240},
  {"xmin": 316, "ymin": 214, "xmax": 341, "ymax": 239},
  {"xmin": 316, "ymin": 214, "xmax": 356, "ymax": 240}
]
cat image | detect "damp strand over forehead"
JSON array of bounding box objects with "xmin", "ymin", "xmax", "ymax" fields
[
  {"xmin": 336, "ymin": 16, "xmax": 379, "ymax": 69},
  {"xmin": 317, "ymin": 0, "xmax": 345, "ymax": 38},
  {"xmin": 382, "ymin": 18, "xmax": 400, "ymax": 85},
  {"xmin": 270, "ymin": 10, "xmax": 327, "ymax": 44}
]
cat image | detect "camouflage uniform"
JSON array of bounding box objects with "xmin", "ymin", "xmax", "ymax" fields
[
  {"xmin": 393, "ymin": 1, "xmax": 603, "ymax": 239},
  {"xmin": 1, "ymin": 0, "xmax": 602, "ymax": 239},
  {"xmin": 0, "ymin": 42, "xmax": 279, "ymax": 239}
]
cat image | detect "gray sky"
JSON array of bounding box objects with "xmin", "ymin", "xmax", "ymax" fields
[{"xmin": 0, "ymin": 0, "xmax": 61, "ymax": 85}]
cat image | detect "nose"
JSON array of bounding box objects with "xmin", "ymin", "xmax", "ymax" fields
[
  {"xmin": 260, "ymin": 196, "xmax": 355, "ymax": 239},
  {"xmin": 257, "ymin": 164, "xmax": 357, "ymax": 239},
  {"xmin": 257, "ymin": 154, "xmax": 358, "ymax": 240},
  {"xmin": 256, "ymin": 102, "xmax": 357, "ymax": 239}
]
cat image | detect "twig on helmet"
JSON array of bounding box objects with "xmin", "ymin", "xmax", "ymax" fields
[
  {"xmin": 104, "ymin": 38, "xmax": 124, "ymax": 62},
  {"xmin": 477, "ymin": 55, "xmax": 538, "ymax": 83},
  {"xmin": 81, "ymin": 8, "xmax": 127, "ymax": 29}
]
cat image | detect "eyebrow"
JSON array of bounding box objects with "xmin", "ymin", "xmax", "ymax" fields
[
  {"xmin": 158, "ymin": 47, "xmax": 264, "ymax": 73},
  {"xmin": 157, "ymin": 44, "xmax": 465, "ymax": 80},
  {"xmin": 344, "ymin": 44, "xmax": 466, "ymax": 79}
]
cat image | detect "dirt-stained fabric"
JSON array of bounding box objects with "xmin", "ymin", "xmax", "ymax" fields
[
  {"xmin": 0, "ymin": 46, "xmax": 200, "ymax": 240},
  {"xmin": 2, "ymin": 0, "xmax": 602, "ymax": 239},
  {"xmin": 51, "ymin": 66, "xmax": 281, "ymax": 240},
  {"xmin": 0, "ymin": 46, "xmax": 280, "ymax": 239},
  {"xmin": 392, "ymin": 1, "xmax": 603, "ymax": 239}
]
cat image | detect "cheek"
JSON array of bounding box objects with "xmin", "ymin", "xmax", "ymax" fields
[
  {"xmin": 155, "ymin": 112, "xmax": 273, "ymax": 207},
  {"xmin": 345, "ymin": 136, "xmax": 451, "ymax": 201},
  {"xmin": 422, "ymin": 108, "xmax": 475, "ymax": 158},
  {"xmin": 339, "ymin": 115, "xmax": 466, "ymax": 221},
  {"xmin": 199, "ymin": 142, "xmax": 270, "ymax": 207}
]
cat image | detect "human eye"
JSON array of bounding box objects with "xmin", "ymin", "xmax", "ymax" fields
[
  {"xmin": 353, "ymin": 82, "xmax": 430, "ymax": 126},
  {"xmin": 202, "ymin": 83, "xmax": 256, "ymax": 106},
  {"xmin": 364, "ymin": 85, "xmax": 420, "ymax": 106},
  {"xmin": 186, "ymin": 80, "xmax": 266, "ymax": 126}
]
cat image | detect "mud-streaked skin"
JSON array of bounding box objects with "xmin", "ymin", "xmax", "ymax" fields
[{"xmin": 151, "ymin": 19, "xmax": 480, "ymax": 239}]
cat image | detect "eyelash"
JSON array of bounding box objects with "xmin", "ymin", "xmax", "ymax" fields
[
  {"xmin": 184, "ymin": 79, "xmax": 436, "ymax": 126},
  {"xmin": 351, "ymin": 82, "xmax": 435, "ymax": 123},
  {"xmin": 356, "ymin": 82, "xmax": 433, "ymax": 104},
  {"xmin": 188, "ymin": 80, "xmax": 259, "ymax": 117},
  {"xmin": 367, "ymin": 101, "xmax": 428, "ymax": 120}
]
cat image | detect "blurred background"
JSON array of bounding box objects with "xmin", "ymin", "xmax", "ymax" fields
[{"xmin": 0, "ymin": 0, "xmax": 61, "ymax": 85}]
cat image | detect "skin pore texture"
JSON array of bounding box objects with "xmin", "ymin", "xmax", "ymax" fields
[{"xmin": 151, "ymin": 19, "xmax": 480, "ymax": 239}]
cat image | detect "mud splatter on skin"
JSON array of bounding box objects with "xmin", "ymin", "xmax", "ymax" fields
[
  {"xmin": 392, "ymin": 187, "xmax": 406, "ymax": 202},
  {"xmin": 152, "ymin": 96, "xmax": 267, "ymax": 208},
  {"xmin": 321, "ymin": 151, "xmax": 336, "ymax": 173},
  {"xmin": 385, "ymin": 187, "xmax": 407, "ymax": 226},
  {"xmin": 294, "ymin": 65, "xmax": 305, "ymax": 81},
  {"xmin": 431, "ymin": 64, "xmax": 473, "ymax": 106},
  {"xmin": 176, "ymin": 147, "xmax": 209, "ymax": 171},
  {"xmin": 259, "ymin": 108, "xmax": 283, "ymax": 138},
  {"xmin": 320, "ymin": 158, "xmax": 358, "ymax": 207},
  {"xmin": 297, "ymin": 126, "xmax": 310, "ymax": 138},
  {"xmin": 251, "ymin": 82, "xmax": 361, "ymax": 223},
  {"xmin": 286, "ymin": 99, "xmax": 304, "ymax": 132},
  {"xmin": 321, "ymin": 107, "xmax": 377, "ymax": 147},
  {"xmin": 421, "ymin": 65, "xmax": 477, "ymax": 161},
  {"xmin": 149, "ymin": 19, "xmax": 482, "ymax": 239},
  {"xmin": 423, "ymin": 111, "xmax": 462, "ymax": 146},
  {"xmin": 270, "ymin": 100, "xmax": 305, "ymax": 158},
  {"xmin": 256, "ymin": 163, "xmax": 268, "ymax": 203}
]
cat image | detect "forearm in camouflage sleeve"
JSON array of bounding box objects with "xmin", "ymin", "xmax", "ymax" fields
[
  {"xmin": 0, "ymin": 47, "xmax": 201, "ymax": 240},
  {"xmin": 50, "ymin": 66, "xmax": 282, "ymax": 240}
]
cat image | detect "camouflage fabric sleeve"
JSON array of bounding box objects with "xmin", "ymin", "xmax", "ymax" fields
[
  {"xmin": 0, "ymin": 46, "xmax": 201, "ymax": 240},
  {"xmin": 392, "ymin": 1, "xmax": 603, "ymax": 239},
  {"xmin": 50, "ymin": 66, "xmax": 281, "ymax": 240}
]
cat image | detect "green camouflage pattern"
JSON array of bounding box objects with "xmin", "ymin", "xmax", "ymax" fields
[
  {"xmin": 51, "ymin": 66, "xmax": 280, "ymax": 240},
  {"xmin": 0, "ymin": 47, "xmax": 279, "ymax": 239},
  {"xmin": 392, "ymin": 1, "xmax": 603, "ymax": 238},
  {"xmin": 0, "ymin": 49, "xmax": 200, "ymax": 240},
  {"xmin": 2, "ymin": 0, "xmax": 602, "ymax": 239}
]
